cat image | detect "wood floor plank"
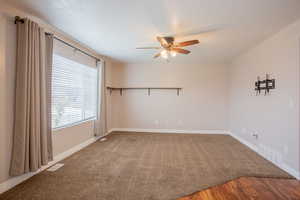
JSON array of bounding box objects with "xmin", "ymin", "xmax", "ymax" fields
[{"xmin": 177, "ymin": 177, "xmax": 300, "ymax": 200}]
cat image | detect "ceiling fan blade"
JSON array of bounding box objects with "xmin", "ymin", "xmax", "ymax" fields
[
  {"xmin": 176, "ymin": 40, "xmax": 199, "ymax": 47},
  {"xmin": 153, "ymin": 52, "xmax": 161, "ymax": 58},
  {"xmin": 136, "ymin": 47, "xmax": 161, "ymax": 49},
  {"xmin": 171, "ymin": 48, "xmax": 191, "ymax": 54}
]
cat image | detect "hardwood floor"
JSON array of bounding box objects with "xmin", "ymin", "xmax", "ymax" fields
[{"xmin": 177, "ymin": 177, "xmax": 300, "ymax": 200}]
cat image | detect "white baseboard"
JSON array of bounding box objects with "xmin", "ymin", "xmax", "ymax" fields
[
  {"xmin": 230, "ymin": 133, "xmax": 300, "ymax": 180},
  {"xmin": 109, "ymin": 128, "xmax": 230, "ymax": 135},
  {"xmin": 0, "ymin": 135, "xmax": 104, "ymax": 194}
]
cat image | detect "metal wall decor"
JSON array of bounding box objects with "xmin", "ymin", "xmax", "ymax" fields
[{"xmin": 255, "ymin": 74, "xmax": 275, "ymax": 95}]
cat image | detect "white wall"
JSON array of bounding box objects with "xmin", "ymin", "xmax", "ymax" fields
[
  {"xmin": 110, "ymin": 63, "xmax": 229, "ymax": 131},
  {"xmin": 229, "ymin": 19, "xmax": 300, "ymax": 175}
]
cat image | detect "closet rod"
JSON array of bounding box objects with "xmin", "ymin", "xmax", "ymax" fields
[{"xmin": 14, "ymin": 16, "xmax": 101, "ymax": 62}]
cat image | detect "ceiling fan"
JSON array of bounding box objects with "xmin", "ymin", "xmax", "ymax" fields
[{"xmin": 137, "ymin": 36, "xmax": 199, "ymax": 59}]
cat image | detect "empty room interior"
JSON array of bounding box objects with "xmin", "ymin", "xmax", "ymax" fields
[{"xmin": 1, "ymin": 0, "xmax": 300, "ymax": 199}]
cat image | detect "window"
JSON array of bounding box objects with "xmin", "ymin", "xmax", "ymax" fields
[{"xmin": 51, "ymin": 54, "xmax": 98, "ymax": 129}]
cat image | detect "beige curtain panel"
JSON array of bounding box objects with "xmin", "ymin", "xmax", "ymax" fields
[
  {"xmin": 94, "ymin": 61, "xmax": 107, "ymax": 137},
  {"xmin": 10, "ymin": 18, "xmax": 54, "ymax": 176}
]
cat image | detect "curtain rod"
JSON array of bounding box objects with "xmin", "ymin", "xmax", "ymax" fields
[
  {"xmin": 49, "ymin": 34, "xmax": 101, "ymax": 62},
  {"xmin": 15, "ymin": 16, "xmax": 101, "ymax": 62}
]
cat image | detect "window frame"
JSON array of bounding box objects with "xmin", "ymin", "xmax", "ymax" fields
[{"xmin": 51, "ymin": 53, "xmax": 99, "ymax": 131}]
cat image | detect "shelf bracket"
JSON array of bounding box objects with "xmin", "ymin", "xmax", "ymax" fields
[{"xmin": 148, "ymin": 88, "xmax": 150, "ymax": 96}]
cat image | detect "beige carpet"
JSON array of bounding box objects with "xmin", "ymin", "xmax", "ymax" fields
[{"xmin": 0, "ymin": 132, "xmax": 293, "ymax": 200}]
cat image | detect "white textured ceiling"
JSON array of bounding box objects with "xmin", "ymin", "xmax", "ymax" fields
[{"xmin": 3, "ymin": 0, "xmax": 300, "ymax": 63}]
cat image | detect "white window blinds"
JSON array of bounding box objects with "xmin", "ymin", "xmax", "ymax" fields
[{"xmin": 51, "ymin": 53, "xmax": 98, "ymax": 129}]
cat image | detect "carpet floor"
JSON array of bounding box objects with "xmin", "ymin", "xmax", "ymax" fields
[{"xmin": 0, "ymin": 132, "xmax": 293, "ymax": 200}]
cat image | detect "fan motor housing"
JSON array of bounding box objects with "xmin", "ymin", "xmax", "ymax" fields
[{"xmin": 164, "ymin": 37, "xmax": 174, "ymax": 43}]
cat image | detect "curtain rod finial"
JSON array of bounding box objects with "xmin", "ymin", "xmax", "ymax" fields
[{"xmin": 15, "ymin": 16, "xmax": 25, "ymax": 24}]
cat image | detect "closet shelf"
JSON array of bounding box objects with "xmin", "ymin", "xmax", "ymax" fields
[{"xmin": 106, "ymin": 87, "xmax": 183, "ymax": 96}]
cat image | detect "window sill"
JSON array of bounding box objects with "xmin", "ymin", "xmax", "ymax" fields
[{"xmin": 52, "ymin": 117, "xmax": 96, "ymax": 132}]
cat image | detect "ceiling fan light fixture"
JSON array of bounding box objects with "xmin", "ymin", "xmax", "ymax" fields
[
  {"xmin": 170, "ymin": 51, "xmax": 177, "ymax": 57},
  {"xmin": 137, "ymin": 36, "xmax": 200, "ymax": 59},
  {"xmin": 161, "ymin": 50, "xmax": 168, "ymax": 59}
]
